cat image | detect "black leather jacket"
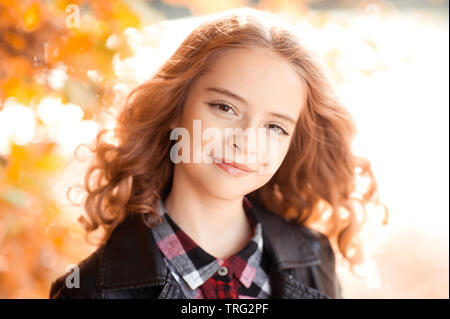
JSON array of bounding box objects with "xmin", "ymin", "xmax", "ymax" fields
[{"xmin": 49, "ymin": 197, "xmax": 342, "ymax": 299}]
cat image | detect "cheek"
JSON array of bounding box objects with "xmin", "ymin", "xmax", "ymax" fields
[
  {"xmin": 194, "ymin": 123, "xmax": 226, "ymax": 163},
  {"xmin": 256, "ymin": 137, "xmax": 291, "ymax": 175},
  {"xmin": 180, "ymin": 104, "xmax": 226, "ymax": 152},
  {"xmin": 277, "ymin": 141, "xmax": 291, "ymax": 165}
]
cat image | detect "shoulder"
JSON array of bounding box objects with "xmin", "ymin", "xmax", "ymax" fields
[
  {"xmin": 297, "ymin": 225, "xmax": 335, "ymax": 263},
  {"xmin": 248, "ymin": 196, "xmax": 342, "ymax": 298},
  {"xmin": 283, "ymin": 213, "xmax": 337, "ymax": 273},
  {"xmin": 296, "ymin": 225, "xmax": 342, "ymax": 298},
  {"xmin": 49, "ymin": 245, "xmax": 104, "ymax": 299},
  {"xmin": 48, "ymin": 213, "xmax": 155, "ymax": 299},
  {"xmin": 279, "ymin": 215, "xmax": 342, "ymax": 298},
  {"xmin": 49, "ymin": 216, "xmax": 142, "ymax": 299}
]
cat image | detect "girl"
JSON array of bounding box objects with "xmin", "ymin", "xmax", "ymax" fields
[{"xmin": 49, "ymin": 7, "xmax": 386, "ymax": 299}]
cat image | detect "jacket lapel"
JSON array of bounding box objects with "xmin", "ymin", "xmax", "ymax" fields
[
  {"xmin": 97, "ymin": 213, "xmax": 169, "ymax": 292},
  {"xmin": 247, "ymin": 197, "xmax": 330, "ymax": 299}
]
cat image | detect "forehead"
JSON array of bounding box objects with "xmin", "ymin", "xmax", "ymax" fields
[{"xmin": 193, "ymin": 47, "xmax": 306, "ymax": 120}]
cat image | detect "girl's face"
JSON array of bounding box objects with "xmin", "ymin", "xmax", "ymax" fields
[{"xmin": 171, "ymin": 47, "xmax": 306, "ymax": 200}]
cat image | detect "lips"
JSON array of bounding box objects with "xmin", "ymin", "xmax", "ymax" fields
[{"xmin": 210, "ymin": 156, "xmax": 255, "ymax": 177}]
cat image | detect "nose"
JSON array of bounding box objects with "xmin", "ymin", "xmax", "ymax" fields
[
  {"xmin": 226, "ymin": 128, "xmax": 257, "ymax": 163},
  {"xmin": 225, "ymin": 126, "xmax": 280, "ymax": 173}
]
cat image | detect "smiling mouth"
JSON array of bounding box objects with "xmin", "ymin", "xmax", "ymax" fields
[{"xmin": 210, "ymin": 156, "xmax": 255, "ymax": 177}]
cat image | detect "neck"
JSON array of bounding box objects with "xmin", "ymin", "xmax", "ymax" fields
[{"xmin": 163, "ymin": 165, "xmax": 253, "ymax": 260}]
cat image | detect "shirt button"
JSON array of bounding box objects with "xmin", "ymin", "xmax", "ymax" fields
[{"xmin": 217, "ymin": 266, "xmax": 228, "ymax": 276}]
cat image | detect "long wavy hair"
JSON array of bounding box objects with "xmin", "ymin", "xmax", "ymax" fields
[{"xmin": 74, "ymin": 7, "xmax": 388, "ymax": 270}]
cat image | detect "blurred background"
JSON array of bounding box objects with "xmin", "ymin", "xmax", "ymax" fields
[{"xmin": 0, "ymin": 0, "xmax": 448, "ymax": 298}]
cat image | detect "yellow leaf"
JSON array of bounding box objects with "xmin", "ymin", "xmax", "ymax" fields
[{"xmin": 22, "ymin": 2, "xmax": 41, "ymax": 31}]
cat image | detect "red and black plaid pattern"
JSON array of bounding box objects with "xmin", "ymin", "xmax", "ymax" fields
[{"xmin": 150, "ymin": 196, "xmax": 271, "ymax": 299}]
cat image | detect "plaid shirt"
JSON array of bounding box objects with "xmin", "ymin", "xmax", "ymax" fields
[{"xmin": 150, "ymin": 196, "xmax": 271, "ymax": 299}]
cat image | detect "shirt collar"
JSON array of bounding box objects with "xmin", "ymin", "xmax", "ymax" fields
[{"xmin": 150, "ymin": 196, "xmax": 266, "ymax": 291}]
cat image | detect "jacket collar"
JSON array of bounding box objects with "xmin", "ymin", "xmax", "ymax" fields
[
  {"xmin": 246, "ymin": 196, "xmax": 321, "ymax": 270},
  {"xmin": 96, "ymin": 195, "xmax": 321, "ymax": 294}
]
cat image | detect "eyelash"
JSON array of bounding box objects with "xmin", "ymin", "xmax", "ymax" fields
[
  {"xmin": 266, "ymin": 123, "xmax": 289, "ymax": 135},
  {"xmin": 207, "ymin": 101, "xmax": 236, "ymax": 115},
  {"xmin": 206, "ymin": 101, "xmax": 289, "ymax": 136}
]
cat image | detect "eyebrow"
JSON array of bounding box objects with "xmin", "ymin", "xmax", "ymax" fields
[{"xmin": 205, "ymin": 86, "xmax": 297, "ymax": 125}]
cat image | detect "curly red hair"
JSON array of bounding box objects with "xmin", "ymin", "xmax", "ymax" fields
[{"xmin": 73, "ymin": 7, "xmax": 388, "ymax": 271}]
